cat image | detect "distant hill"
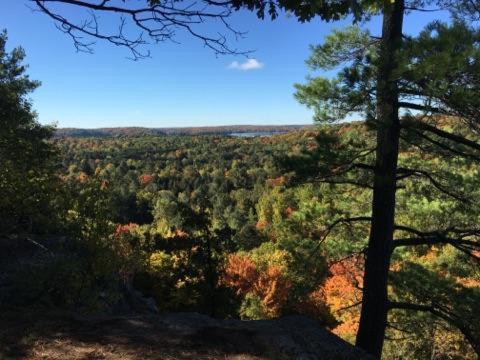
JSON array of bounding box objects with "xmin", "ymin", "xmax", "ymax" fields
[{"xmin": 54, "ymin": 125, "xmax": 314, "ymax": 138}]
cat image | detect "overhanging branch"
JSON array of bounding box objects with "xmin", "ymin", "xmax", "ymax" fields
[
  {"xmin": 396, "ymin": 167, "xmax": 469, "ymax": 203},
  {"xmin": 32, "ymin": 0, "xmax": 248, "ymax": 59},
  {"xmin": 307, "ymin": 217, "xmax": 371, "ymax": 260},
  {"xmin": 393, "ymin": 236, "xmax": 480, "ymax": 254},
  {"xmin": 402, "ymin": 119, "xmax": 480, "ymax": 153},
  {"xmin": 392, "ymin": 226, "xmax": 480, "ymax": 260},
  {"xmin": 388, "ymin": 301, "xmax": 480, "ymax": 355}
]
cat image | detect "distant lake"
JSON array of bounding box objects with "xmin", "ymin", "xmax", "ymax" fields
[{"xmin": 229, "ymin": 132, "xmax": 280, "ymax": 138}]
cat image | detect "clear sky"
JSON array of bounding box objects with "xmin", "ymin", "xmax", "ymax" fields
[{"xmin": 0, "ymin": 1, "xmax": 450, "ymax": 128}]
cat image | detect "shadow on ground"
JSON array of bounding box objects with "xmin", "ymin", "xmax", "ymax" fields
[
  {"xmin": 0, "ymin": 308, "xmax": 374, "ymax": 360},
  {"xmin": 0, "ymin": 309, "xmax": 268, "ymax": 360}
]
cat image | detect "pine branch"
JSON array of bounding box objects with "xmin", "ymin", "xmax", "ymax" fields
[
  {"xmin": 307, "ymin": 217, "xmax": 371, "ymax": 259},
  {"xmin": 393, "ymin": 236, "xmax": 480, "ymax": 250},
  {"xmin": 402, "ymin": 119, "xmax": 480, "ymax": 153},
  {"xmin": 388, "ymin": 301, "xmax": 480, "ymax": 355},
  {"xmin": 398, "ymin": 101, "xmax": 446, "ymax": 114},
  {"xmin": 396, "ymin": 167, "xmax": 469, "ymax": 203},
  {"xmin": 392, "ymin": 226, "xmax": 480, "ymax": 260}
]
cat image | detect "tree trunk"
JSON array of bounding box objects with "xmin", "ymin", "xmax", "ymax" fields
[{"xmin": 355, "ymin": 0, "xmax": 405, "ymax": 357}]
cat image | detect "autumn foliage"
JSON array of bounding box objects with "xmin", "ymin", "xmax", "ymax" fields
[
  {"xmin": 256, "ymin": 266, "xmax": 291, "ymax": 317},
  {"xmin": 222, "ymin": 251, "xmax": 335, "ymax": 323},
  {"xmin": 323, "ymin": 256, "xmax": 364, "ymax": 338},
  {"xmin": 115, "ymin": 223, "xmax": 139, "ymax": 238},
  {"xmin": 222, "ymin": 255, "xmax": 258, "ymax": 296},
  {"xmin": 266, "ymin": 176, "xmax": 286, "ymax": 187},
  {"xmin": 222, "ymin": 254, "xmax": 290, "ymax": 318},
  {"xmin": 139, "ymin": 174, "xmax": 153, "ymax": 186},
  {"xmin": 294, "ymin": 288, "xmax": 333, "ymax": 323}
]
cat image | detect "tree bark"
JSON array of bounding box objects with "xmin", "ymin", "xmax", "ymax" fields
[{"xmin": 355, "ymin": 0, "xmax": 405, "ymax": 357}]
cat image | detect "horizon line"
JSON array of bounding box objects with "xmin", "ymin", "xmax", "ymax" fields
[{"xmin": 56, "ymin": 123, "xmax": 315, "ymax": 130}]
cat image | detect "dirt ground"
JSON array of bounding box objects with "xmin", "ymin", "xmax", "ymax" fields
[{"xmin": 0, "ymin": 309, "xmax": 267, "ymax": 360}]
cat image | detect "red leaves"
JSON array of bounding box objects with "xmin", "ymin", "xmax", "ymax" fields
[
  {"xmin": 115, "ymin": 223, "xmax": 139, "ymax": 238},
  {"xmin": 139, "ymin": 174, "xmax": 153, "ymax": 186}
]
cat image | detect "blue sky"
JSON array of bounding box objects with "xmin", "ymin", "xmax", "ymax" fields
[{"xmin": 0, "ymin": 1, "xmax": 450, "ymax": 128}]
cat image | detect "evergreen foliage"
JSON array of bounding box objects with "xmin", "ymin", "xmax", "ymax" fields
[{"xmin": 0, "ymin": 30, "xmax": 57, "ymax": 236}]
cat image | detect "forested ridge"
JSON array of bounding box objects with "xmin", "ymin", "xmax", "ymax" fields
[{"xmin": 55, "ymin": 125, "xmax": 313, "ymax": 138}]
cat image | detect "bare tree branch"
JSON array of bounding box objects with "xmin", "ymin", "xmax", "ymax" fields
[{"xmin": 31, "ymin": 0, "xmax": 249, "ymax": 59}]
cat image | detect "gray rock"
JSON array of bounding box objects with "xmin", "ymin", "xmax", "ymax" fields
[{"xmin": 156, "ymin": 312, "xmax": 373, "ymax": 360}]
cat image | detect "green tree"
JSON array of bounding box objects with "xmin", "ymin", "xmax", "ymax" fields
[
  {"xmin": 0, "ymin": 30, "xmax": 57, "ymax": 236},
  {"xmin": 294, "ymin": 19, "xmax": 480, "ymax": 356}
]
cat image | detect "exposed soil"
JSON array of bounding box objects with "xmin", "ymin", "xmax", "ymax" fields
[
  {"xmin": 0, "ymin": 308, "xmax": 372, "ymax": 360},
  {"xmin": 0, "ymin": 310, "xmax": 266, "ymax": 360}
]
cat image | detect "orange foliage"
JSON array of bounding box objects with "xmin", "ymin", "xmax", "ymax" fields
[
  {"xmin": 456, "ymin": 276, "xmax": 480, "ymax": 288},
  {"xmin": 78, "ymin": 171, "xmax": 88, "ymax": 183},
  {"xmin": 254, "ymin": 266, "xmax": 291, "ymax": 317},
  {"xmin": 100, "ymin": 180, "xmax": 109, "ymax": 190},
  {"xmin": 266, "ymin": 176, "xmax": 285, "ymax": 187},
  {"xmin": 173, "ymin": 229, "xmax": 189, "ymax": 238},
  {"xmin": 174, "ymin": 149, "xmax": 186, "ymax": 158},
  {"xmin": 323, "ymin": 256, "xmax": 364, "ymax": 337},
  {"xmin": 255, "ymin": 220, "xmax": 269, "ymax": 230},
  {"xmin": 306, "ymin": 142, "xmax": 317, "ymax": 151},
  {"xmin": 418, "ymin": 248, "xmax": 440, "ymax": 263},
  {"xmin": 139, "ymin": 174, "xmax": 153, "ymax": 186},
  {"xmin": 284, "ymin": 206, "xmax": 295, "ymax": 218},
  {"xmin": 303, "ymin": 131, "xmax": 318, "ymax": 138},
  {"xmin": 337, "ymin": 125, "xmax": 352, "ymax": 135},
  {"xmin": 295, "ymin": 288, "xmax": 333, "ymax": 322},
  {"xmin": 222, "ymin": 255, "xmax": 258, "ymax": 296},
  {"xmin": 222, "ymin": 254, "xmax": 291, "ymax": 317}
]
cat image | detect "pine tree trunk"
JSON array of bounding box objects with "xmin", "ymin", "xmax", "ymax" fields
[{"xmin": 355, "ymin": 0, "xmax": 405, "ymax": 358}]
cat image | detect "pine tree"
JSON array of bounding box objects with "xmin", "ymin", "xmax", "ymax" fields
[
  {"xmin": 294, "ymin": 19, "xmax": 480, "ymax": 356},
  {"xmin": 0, "ymin": 30, "xmax": 57, "ymax": 235}
]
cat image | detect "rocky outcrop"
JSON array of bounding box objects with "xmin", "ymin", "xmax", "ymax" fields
[
  {"xmin": 1, "ymin": 310, "xmax": 373, "ymax": 359},
  {"xmin": 156, "ymin": 312, "xmax": 372, "ymax": 360}
]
